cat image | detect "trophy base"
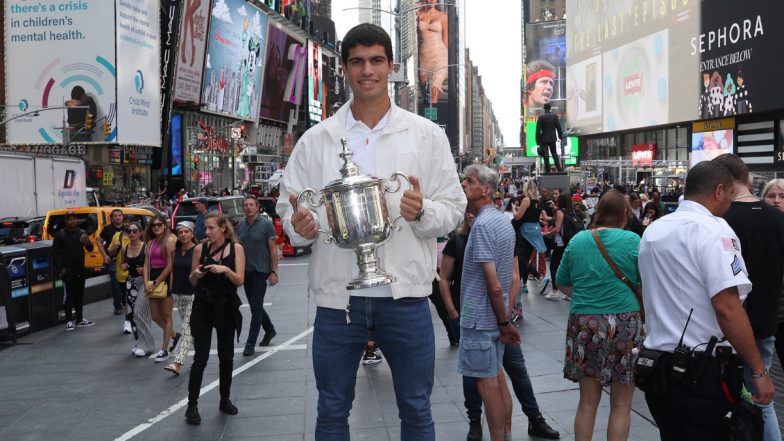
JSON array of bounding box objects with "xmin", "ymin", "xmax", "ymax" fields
[{"xmin": 346, "ymin": 272, "xmax": 396, "ymax": 290}]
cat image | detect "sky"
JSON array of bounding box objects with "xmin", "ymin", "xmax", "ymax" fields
[{"xmin": 331, "ymin": 0, "xmax": 522, "ymax": 147}]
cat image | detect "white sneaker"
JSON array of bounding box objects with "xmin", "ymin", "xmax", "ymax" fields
[
  {"xmin": 65, "ymin": 321, "xmax": 75, "ymax": 332},
  {"xmin": 545, "ymin": 291, "xmax": 564, "ymax": 301},
  {"xmin": 123, "ymin": 321, "xmax": 132, "ymax": 334},
  {"xmin": 132, "ymin": 347, "xmax": 147, "ymax": 357},
  {"xmin": 154, "ymin": 350, "xmax": 169, "ymax": 362}
]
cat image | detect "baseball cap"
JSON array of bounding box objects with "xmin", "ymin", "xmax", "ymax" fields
[{"xmin": 194, "ymin": 197, "xmax": 208, "ymax": 205}]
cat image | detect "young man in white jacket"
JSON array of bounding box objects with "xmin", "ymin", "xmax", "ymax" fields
[{"xmin": 276, "ymin": 23, "xmax": 466, "ymax": 441}]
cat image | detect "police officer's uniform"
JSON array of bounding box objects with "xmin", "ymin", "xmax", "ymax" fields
[{"xmin": 638, "ymin": 200, "xmax": 751, "ymax": 441}]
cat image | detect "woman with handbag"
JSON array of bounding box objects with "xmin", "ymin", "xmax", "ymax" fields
[
  {"xmin": 555, "ymin": 189, "xmax": 644, "ymax": 441},
  {"xmin": 143, "ymin": 215, "xmax": 174, "ymax": 362},
  {"xmin": 123, "ymin": 221, "xmax": 156, "ymax": 357},
  {"xmin": 185, "ymin": 212, "xmax": 246, "ymax": 425}
]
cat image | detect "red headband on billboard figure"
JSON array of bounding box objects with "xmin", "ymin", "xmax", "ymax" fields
[{"xmin": 527, "ymin": 70, "xmax": 555, "ymax": 84}]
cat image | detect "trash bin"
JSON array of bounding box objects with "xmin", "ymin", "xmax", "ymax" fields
[
  {"xmin": 0, "ymin": 262, "xmax": 16, "ymax": 342},
  {"xmin": 0, "ymin": 247, "xmax": 29, "ymax": 334},
  {"xmin": 15, "ymin": 242, "xmax": 57, "ymax": 332}
]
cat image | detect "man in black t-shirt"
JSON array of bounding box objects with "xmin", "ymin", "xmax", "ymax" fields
[
  {"xmin": 53, "ymin": 212, "xmax": 95, "ymax": 331},
  {"xmin": 98, "ymin": 209, "xmax": 125, "ymax": 316},
  {"xmin": 715, "ymin": 154, "xmax": 784, "ymax": 440}
]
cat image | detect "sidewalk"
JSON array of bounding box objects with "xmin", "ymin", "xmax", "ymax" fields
[{"xmin": 0, "ymin": 257, "xmax": 661, "ymax": 440}]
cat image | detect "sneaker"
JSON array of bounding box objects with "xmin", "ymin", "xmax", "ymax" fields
[
  {"xmin": 65, "ymin": 321, "xmax": 75, "ymax": 332},
  {"xmin": 169, "ymin": 333, "xmax": 181, "ymax": 352},
  {"xmin": 467, "ymin": 416, "xmax": 483, "ymax": 441},
  {"xmin": 259, "ymin": 330, "xmax": 277, "ymax": 347},
  {"xmin": 132, "ymin": 347, "xmax": 147, "ymax": 357},
  {"xmin": 242, "ymin": 343, "xmax": 255, "ymax": 356},
  {"xmin": 545, "ymin": 291, "xmax": 564, "ymax": 301},
  {"xmin": 362, "ymin": 350, "xmax": 383, "ymax": 365},
  {"xmin": 511, "ymin": 307, "xmax": 524, "ymax": 322},
  {"xmin": 185, "ymin": 404, "xmax": 201, "ymax": 425},
  {"xmin": 76, "ymin": 319, "xmax": 95, "ymax": 328},
  {"xmin": 521, "ymin": 285, "xmax": 529, "ymax": 294},
  {"xmin": 528, "ymin": 415, "xmax": 560, "ymax": 439},
  {"xmin": 539, "ymin": 277, "xmax": 551, "ymax": 295},
  {"xmin": 154, "ymin": 350, "xmax": 169, "ymax": 362},
  {"xmin": 219, "ymin": 398, "xmax": 239, "ymax": 415},
  {"xmin": 123, "ymin": 321, "xmax": 132, "ymax": 334}
]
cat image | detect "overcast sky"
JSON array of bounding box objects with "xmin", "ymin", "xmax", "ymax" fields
[{"xmin": 331, "ymin": 0, "xmax": 522, "ymax": 147}]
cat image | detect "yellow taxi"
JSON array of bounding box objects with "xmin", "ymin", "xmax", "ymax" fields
[{"xmin": 43, "ymin": 207, "xmax": 154, "ymax": 272}]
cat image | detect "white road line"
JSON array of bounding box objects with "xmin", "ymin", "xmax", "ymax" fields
[
  {"xmin": 114, "ymin": 327, "xmax": 314, "ymax": 441},
  {"xmin": 174, "ymin": 303, "xmax": 270, "ymax": 312},
  {"xmin": 184, "ymin": 344, "xmax": 307, "ymax": 357},
  {"xmin": 279, "ymin": 262, "xmax": 309, "ymax": 267}
]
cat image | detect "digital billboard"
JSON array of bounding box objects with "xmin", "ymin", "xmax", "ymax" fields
[
  {"xmin": 524, "ymin": 21, "xmax": 566, "ymax": 119},
  {"xmin": 691, "ymin": 130, "xmax": 733, "ymax": 168},
  {"xmin": 259, "ymin": 24, "xmax": 306, "ymax": 123},
  {"xmin": 201, "ymin": 0, "xmax": 269, "ymax": 121},
  {"xmin": 416, "ymin": 0, "xmax": 449, "ymax": 109},
  {"xmin": 173, "ymin": 0, "xmax": 211, "ymax": 103},
  {"xmin": 307, "ymin": 40, "xmax": 324, "ymax": 123},
  {"xmin": 525, "ymin": 121, "xmax": 578, "ymax": 166},
  {"xmin": 4, "ymin": 0, "xmax": 117, "ymax": 144}
]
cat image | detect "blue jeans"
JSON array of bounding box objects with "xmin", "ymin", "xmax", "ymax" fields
[
  {"xmin": 463, "ymin": 342, "xmax": 542, "ymax": 420},
  {"xmin": 106, "ymin": 260, "xmax": 123, "ymax": 310},
  {"xmin": 743, "ymin": 336, "xmax": 780, "ymax": 441},
  {"xmin": 244, "ymin": 271, "xmax": 274, "ymax": 345},
  {"xmin": 312, "ymin": 296, "xmax": 435, "ymax": 441}
]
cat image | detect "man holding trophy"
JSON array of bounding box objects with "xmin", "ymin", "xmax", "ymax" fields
[{"xmin": 277, "ymin": 23, "xmax": 466, "ymax": 440}]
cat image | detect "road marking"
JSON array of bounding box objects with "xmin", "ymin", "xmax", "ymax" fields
[
  {"xmin": 173, "ymin": 303, "xmax": 269, "ymax": 312},
  {"xmin": 115, "ymin": 327, "xmax": 314, "ymax": 441},
  {"xmin": 279, "ymin": 262, "xmax": 309, "ymax": 267},
  {"xmin": 183, "ymin": 344, "xmax": 306, "ymax": 357}
]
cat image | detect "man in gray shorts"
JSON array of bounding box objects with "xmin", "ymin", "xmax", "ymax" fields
[{"xmin": 458, "ymin": 164, "xmax": 520, "ymax": 441}]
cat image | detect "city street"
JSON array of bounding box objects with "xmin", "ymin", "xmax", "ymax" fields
[{"xmin": 0, "ymin": 255, "xmax": 661, "ymax": 441}]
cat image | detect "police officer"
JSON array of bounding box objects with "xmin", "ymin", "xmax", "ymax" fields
[{"xmin": 638, "ymin": 161, "xmax": 774, "ymax": 441}]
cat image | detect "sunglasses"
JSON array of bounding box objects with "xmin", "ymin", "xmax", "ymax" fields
[
  {"xmin": 151, "ymin": 223, "xmax": 165, "ymax": 228},
  {"xmin": 126, "ymin": 228, "xmax": 140, "ymax": 233}
]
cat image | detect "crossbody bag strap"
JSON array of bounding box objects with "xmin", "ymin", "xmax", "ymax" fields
[{"xmin": 591, "ymin": 229, "xmax": 636, "ymax": 292}]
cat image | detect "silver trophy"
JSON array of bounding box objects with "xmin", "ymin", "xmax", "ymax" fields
[{"xmin": 297, "ymin": 138, "xmax": 411, "ymax": 290}]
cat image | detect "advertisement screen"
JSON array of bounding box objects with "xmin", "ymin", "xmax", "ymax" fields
[
  {"xmin": 173, "ymin": 0, "xmax": 210, "ymax": 103},
  {"xmin": 525, "ymin": 121, "xmax": 578, "ymax": 166},
  {"xmin": 525, "ymin": 21, "xmax": 566, "ymax": 119},
  {"xmin": 307, "ymin": 40, "xmax": 323, "ymax": 123},
  {"xmin": 259, "ymin": 25, "xmax": 306, "ymax": 123},
  {"xmin": 416, "ymin": 0, "xmax": 449, "ymax": 111},
  {"xmin": 201, "ymin": 0, "xmax": 269, "ymax": 121},
  {"xmin": 115, "ymin": 0, "xmax": 161, "ymax": 146},
  {"xmin": 4, "ymin": 0, "xmax": 117, "ymax": 144},
  {"xmin": 170, "ymin": 114, "xmax": 183, "ymax": 176},
  {"xmin": 691, "ymin": 129, "xmax": 733, "ymax": 168}
]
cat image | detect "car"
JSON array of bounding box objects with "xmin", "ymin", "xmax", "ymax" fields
[
  {"xmin": 42, "ymin": 207, "xmax": 154, "ymax": 273},
  {"xmin": 127, "ymin": 203, "xmax": 165, "ymax": 219},
  {"xmin": 257, "ymin": 197, "xmax": 311, "ymax": 257},
  {"xmin": 170, "ymin": 196, "xmax": 245, "ymax": 230},
  {"xmin": 0, "ymin": 217, "xmax": 45, "ymax": 245}
]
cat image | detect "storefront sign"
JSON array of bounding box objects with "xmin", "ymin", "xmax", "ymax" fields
[
  {"xmin": 631, "ymin": 144, "xmax": 656, "ymax": 167},
  {"xmin": 692, "ymin": 117, "xmax": 735, "ymax": 133}
]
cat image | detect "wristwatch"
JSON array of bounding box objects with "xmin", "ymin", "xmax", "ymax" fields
[
  {"xmin": 751, "ymin": 368, "xmax": 769, "ymax": 378},
  {"xmin": 414, "ymin": 208, "xmax": 425, "ymax": 222},
  {"xmin": 498, "ymin": 319, "xmax": 510, "ymax": 327}
]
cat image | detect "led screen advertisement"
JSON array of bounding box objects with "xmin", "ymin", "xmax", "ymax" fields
[
  {"xmin": 307, "ymin": 40, "xmax": 324, "ymax": 123},
  {"xmin": 115, "ymin": 0, "xmax": 161, "ymax": 146},
  {"xmin": 259, "ymin": 24, "xmax": 306, "ymax": 123},
  {"xmin": 173, "ymin": 0, "xmax": 211, "ymax": 103},
  {"xmin": 416, "ymin": 0, "xmax": 449, "ymax": 113},
  {"xmin": 525, "ymin": 121, "xmax": 578, "ymax": 166},
  {"xmin": 524, "ymin": 21, "xmax": 566, "ymax": 119},
  {"xmin": 691, "ymin": 129, "xmax": 733, "ymax": 168},
  {"xmin": 201, "ymin": 0, "xmax": 269, "ymax": 121},
  {"xmin": 4, "ymin": 0, "xmax": 117, "ymax": 144}
]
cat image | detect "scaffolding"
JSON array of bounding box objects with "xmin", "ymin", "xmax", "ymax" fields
[{"xmin": 578, "ymin": 159, "xmax": 690, "ymax": 193}]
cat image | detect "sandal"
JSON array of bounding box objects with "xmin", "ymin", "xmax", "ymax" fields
[{"xmin": 164, "ymin": 363, "xmax": 181, "ymax": 376}]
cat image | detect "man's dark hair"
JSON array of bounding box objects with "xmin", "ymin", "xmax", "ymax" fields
[
  {"xmin": 684, "ymin": 161, "xmax": 733, "ymax": 199},
  {"xmin": 340, "ymin": 23, "xmax": 393, "ymax": 66},
  {"xmin": 71, "ymin": 86, "xmax": 85, "ymax": 100},
  {"xmin": 111, "ymin": 208, "xmax": 123, "ymax": 217},
  {"xmin": 712, "ymin": 153, "xmax": 750, "ymax": 186},
  {"xmin": 543, "ymin": 102, "xmax": 551, "ymax": 112}
]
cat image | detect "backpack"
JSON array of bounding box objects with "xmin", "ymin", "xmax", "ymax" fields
[{"xmin": 560, "ymin": 210, "xmax": 585, "ymax": 246}]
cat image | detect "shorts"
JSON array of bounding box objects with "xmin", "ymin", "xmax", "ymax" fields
[{"xmin": 457, "ymin": 327, "xmax": 505, "ymax": 378}]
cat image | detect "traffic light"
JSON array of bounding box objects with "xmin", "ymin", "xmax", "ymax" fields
[
  {"xmin": 102, "ymin": 120, "xmax": 111, "ymax": 136},
  {"xmin": 486, "ymin": 147, "xmax": 494, "ymax": 157},
  {"xmin": 85, "ymin": 112, "xmax": 93, "ymax": 130}
]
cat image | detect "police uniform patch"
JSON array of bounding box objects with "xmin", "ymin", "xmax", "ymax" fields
[
  {"xmin": 731, "ymin": 255, "xmax": 743, "ymax": 276},
  {"xmin": 722, "ymin": 237, "xmax": 740, "ymax": 251}
]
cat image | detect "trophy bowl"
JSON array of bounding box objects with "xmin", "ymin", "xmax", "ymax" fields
[{"xmin": 297, "ymin": 138, "xmax": 411, "ymax": 290}]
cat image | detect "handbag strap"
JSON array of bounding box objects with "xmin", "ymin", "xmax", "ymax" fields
[{"xmin": 591, "ymin": 229, "xmax": 636, "ymax": 292}]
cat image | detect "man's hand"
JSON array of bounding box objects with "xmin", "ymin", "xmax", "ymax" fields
[
  {"xmin": 268, "ymin": 272, "xmax": 279, "ymax": 286},
  {"xmin": 79, "ymin": 234, "xmax": 91, "ymax": 246},
  {"xmin": 499, "ymin": 323, "xmax": 521, "ymax": 345},
  {"xmin": 288, "ymin": 193, "xmax": 319, "ymax": 240},
  {"xmin": 400, "ymin": 175, "xmax": 424, "ymax": 222},
  {"xmin": 752, "ymin": 375, "xmax": 775, "ymax": 405},
  {"xmin": 103, "ymin": 255, "xmax": 111, "ymax": 265}
]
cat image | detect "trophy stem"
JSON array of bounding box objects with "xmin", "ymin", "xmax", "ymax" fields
[{"xmin": 347, "ymin": 244, "xmax": 396, "ymax": 290}]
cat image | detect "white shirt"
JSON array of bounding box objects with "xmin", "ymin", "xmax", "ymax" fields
[
  {"xmin": 345, "ymin": 107, "xmax": 393, "ymax": 297},
  {"xmin": 639, "ymin": 200, "xmax": 751, "ymax": 352}
]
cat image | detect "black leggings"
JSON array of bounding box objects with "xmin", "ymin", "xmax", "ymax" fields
[
  {"xmin": 518, "ymin": 239, "xmax": 540, "ymax": 283},
  {"xmin": 188, "ymin": 299, "xmax": 236, "ymax": 405},
  {"xmin": 549, "ymin": 246, "xmax": 565, "ymax": 291}
]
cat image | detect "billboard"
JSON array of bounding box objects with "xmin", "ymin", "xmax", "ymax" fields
[
  {"xmin": 115, "ymin": 0, "xmax": 161, "ymax": 146},
  {"xmin": 525, "ymin": 121, "xmax": 578, "ymax": 166},
  {"xmin": 691, "ymin": 130, "xmax": 733, "ymax": 168},
  {"xmin": 524, "ymin": 21, "xmax": 566, "ymax": 119},
  {"xmin": 259, "ymin": 24, "xmax": 306, "ymax": 123},
  {"xmin": 201, "ymin": 0, "xmax": 269, "ymax": 121},
  {"xmin": 307, "ymin": 40, "xmax": 324, "ymax": 122},
  {"xmin": 173, "ymin": 0, "xmax": 211, "ymax": 103},
  {"xmin": 4, "ymin": 0, "xmax": 117, "ymax": 144},
  {"xmin": 416, "ymin": 0, "xmax": 449, "ymax": 108}
]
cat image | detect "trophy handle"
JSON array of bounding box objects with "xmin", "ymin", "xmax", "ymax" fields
[
  {"xmin": 296, "ymin": 189, "xmax": 333, "ymax": 244},
  {"xmin": 375, "ymin": 214, "xmax": 405, "ymax": 249},
  {"xmin": 385, "ymin": 171, "xmax": 412, "ymax": 194}
]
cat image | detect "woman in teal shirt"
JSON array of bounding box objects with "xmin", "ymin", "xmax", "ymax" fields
[{"xmin": 555, "ymin": 189, "xmax": 643, "ymax": 441}]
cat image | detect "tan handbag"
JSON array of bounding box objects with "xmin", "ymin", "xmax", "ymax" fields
[{"xmin": 146, "ymin": 281, "xmax": 168, "ymax": 299}]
